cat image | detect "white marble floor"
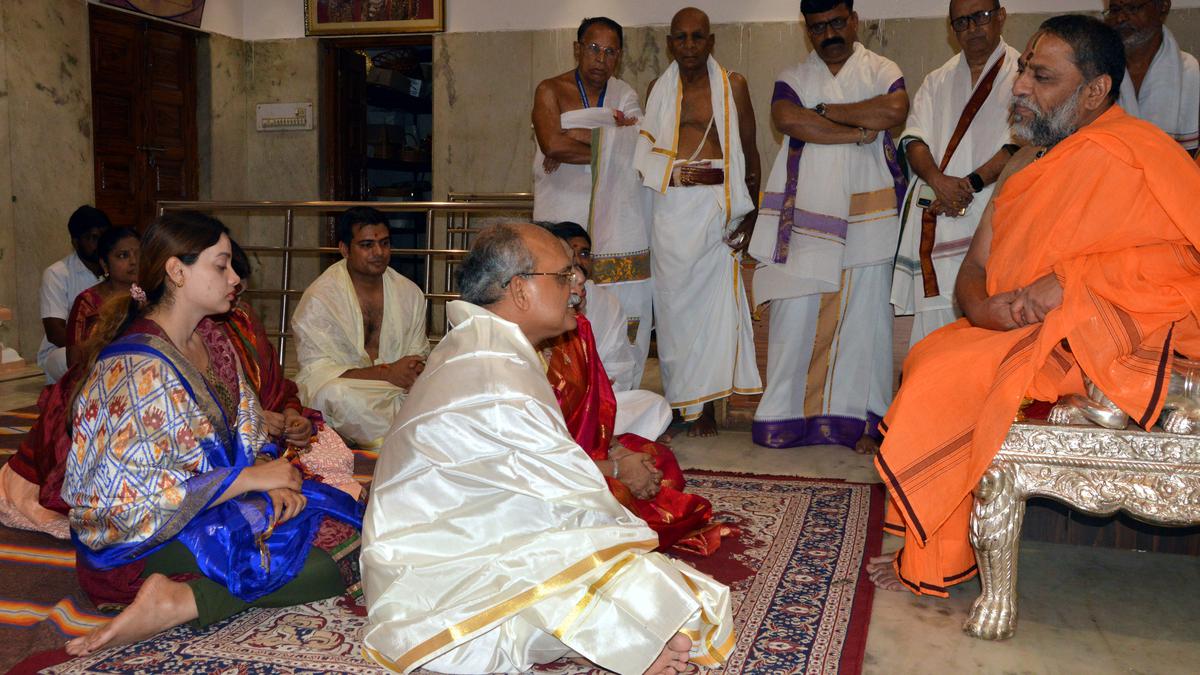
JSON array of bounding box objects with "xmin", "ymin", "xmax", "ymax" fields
[{"xmin": 2, "ymin": 371, "xmax": 1197, "ymax": 674}]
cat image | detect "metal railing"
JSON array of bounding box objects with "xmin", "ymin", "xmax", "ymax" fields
[{"xmin": 158, "ymin": 198, "xmax": 533, "ymax": 365}]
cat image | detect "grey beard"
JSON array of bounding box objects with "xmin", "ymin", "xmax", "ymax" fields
[
  {"xmin": 1010, "ymin": 85, "xmax": 1083, "ymax": 148},
  {"xmin": 1121, "ymin": 25, "xmax": 1158, "ymax": 50}
]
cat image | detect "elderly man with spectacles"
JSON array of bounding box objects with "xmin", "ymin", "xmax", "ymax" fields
[
  {"xmin": 1104, "ymin": 0, "xmax": 1199, "ymax": 152},
  {"xmin": 531, "ymin": 17, "xmax": 656, "ymax": 389},
  {"xmin": 362, "ymin": 222, "xmax": 735, "ymax": 675},
  {"xmin": 747, "ymin": 0, "xmax": 908, "ymax": 455},
  {"xmin": 890, "ymin": 0, "xmax": 1021, "ymax": 349}
]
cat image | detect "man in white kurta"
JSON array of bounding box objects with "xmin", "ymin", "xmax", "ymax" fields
[
  {"xmin": 747, "ymin": 1, "xmax": 908, "ymax": 452},
  {"xmin": 38, "ymin": 206, "xmax": 109, "ymax": 383},
  {"xmin": 533, "ymin": 17, "xmax": 654, "ymax": 385},
  {"xmin": 292, "ymin": 210, "xmax": 428, "ymax": 449},
  {"xmin": 362, "ymin": 223, "xmax": 732, "ymax": 675},
  {"xmin": 893, "ymin": 1, "xmax": 1020, "ymax": 346},
  {"xmin": 634, "ymin": 9, "xmax": 762, "ymax": 431},
  {"xmin": 1105, "ymin": 0, "xmax": 1199, "ymax": 151}
]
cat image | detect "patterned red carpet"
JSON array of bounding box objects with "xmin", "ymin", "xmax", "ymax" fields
[{"xmin": 1, "ymin": 416, "xmax": 883, "ymax": 675}]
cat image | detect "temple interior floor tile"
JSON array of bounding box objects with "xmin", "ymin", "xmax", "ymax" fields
[{"xmin": 2, "ymin": 371, "xmax": 1197, "ymax": 673}]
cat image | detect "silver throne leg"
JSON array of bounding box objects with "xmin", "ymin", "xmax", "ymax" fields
[{"xmin": 964, "ymin": 461, "xmax": 1024, "ymax": 640}]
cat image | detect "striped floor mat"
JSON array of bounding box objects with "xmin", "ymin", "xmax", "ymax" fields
[{"xmin": 0, "ymin": 405, "xmax": 37, "ymax": 453}]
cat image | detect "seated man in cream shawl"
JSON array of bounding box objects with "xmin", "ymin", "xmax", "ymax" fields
[
  {"xmin": 1105, "ymin": 0, "xmax": 1199, "ymax": 152},
  {"xmin": 292, "ymin": 207, "xmax": 428, "ymax": 449},
  {"xmin": 892, "ymin": 0, "xmax": 1020, "ymax": 346},
  {"xmin": 747, "ymin": 0, "xmax": 908, "ymax": 454},
  {"xmin": 362, "ymin": 222, "xmax": 732, "ymax": 675},
  {"xmin": 532, "ymin": 16, "xmax": 655, "ymax": 387},
  {"xmin": 633, "ymin": 7, "xmax": 762, "ymax": 438}
]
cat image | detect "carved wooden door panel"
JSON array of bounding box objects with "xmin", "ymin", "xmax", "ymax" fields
[{"xmin": 90, "ymin": 5, "xmax": 197, "ymax": 232}]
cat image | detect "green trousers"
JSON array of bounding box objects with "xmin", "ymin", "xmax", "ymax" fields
[{"xmin": 142, "ymin": 541, "xmax": 345, "ymax": 628}]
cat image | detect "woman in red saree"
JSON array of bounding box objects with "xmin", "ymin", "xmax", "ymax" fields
[
  {"xmin": 222, "ymin": 242, "xmax": 360, "ymax": 499},
  {"xmin": 545, "ymin": 314, "xmax": 729, "ymax": 555},
  {"xmin": 0, "ymin": 228, "xmax": 140, "ymax": 538}
]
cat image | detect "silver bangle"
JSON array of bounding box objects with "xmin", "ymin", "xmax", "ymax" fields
[{"xmin": 612, "ymin": 457, "xmax": 621, "ymax": 479}]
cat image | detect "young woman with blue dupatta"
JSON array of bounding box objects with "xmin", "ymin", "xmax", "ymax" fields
[{"xmin": 61, "ymin": 212, "xmax": 363, "ymax": 656}]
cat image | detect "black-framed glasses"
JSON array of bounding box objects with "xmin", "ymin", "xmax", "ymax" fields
[
  {"xmin": 580, "ymin": 42, "xmax": 620, "ymax": 61},
  {"xmin": 950, "ymin": 7, "xmax": 1001, "ymax": 32},
  {"xmin": 806, "ymin": 16, "xmax": 849, "ymax": 35},
  {"xmin": 1101, "ymin": 0, "xmax": 1156, "ymax": 18},
  {"xmin": 502, "ymin": 268, "xmax": 581, "ymax": 288}
]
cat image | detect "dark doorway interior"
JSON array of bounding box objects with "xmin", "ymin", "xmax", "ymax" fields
[{"xmin": 321, "ymin": 37, "xmax": 434, "ymax": 287}]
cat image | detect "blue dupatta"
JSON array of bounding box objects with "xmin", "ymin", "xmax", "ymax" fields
[{"xmin": 69, "ymin": 331, "xmax": 362, "ymax": 601}]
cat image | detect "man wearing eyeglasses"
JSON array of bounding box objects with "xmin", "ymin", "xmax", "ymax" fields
[
  {"xmin": 1104, "ymin": 0, "xmax": 1198, "ymax": 152},
  {"xmin": 747, "ymin": 0, "xmax": 908, "ymax": 455},
  {"xmin": 892, "ymin": 0, "xmax": 1021, "ymax": 349},
  {"xmin": 532, "ymin": 17, "xmax": 655, "ymax": 389},
  {"xmin": 363, "ymin": 222, "xmax": 734, "ymax": 675},
  {"xmin": 634, "ymin": 7, "xmax": 763, "ymax": 438}
]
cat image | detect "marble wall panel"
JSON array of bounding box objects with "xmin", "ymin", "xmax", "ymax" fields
[
  {"xmin": 0, "ymin": 7, "xmax": 15, "ymax": 354},
  {"xmin": 241, "ymin": 39, "xmax": 322, "ymax": 344},
  {"xmin": 4, "ymin": 0, "xmax": 93, "ymax": 361}
]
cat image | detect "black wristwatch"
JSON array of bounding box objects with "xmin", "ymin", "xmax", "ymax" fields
[
  {"xmin": 967, "ymin": 172, "xmax": 984, "ymax": 193},
  {"xmin": 814, "ymin": 102, "xmax": 829, "ymax": 117}
]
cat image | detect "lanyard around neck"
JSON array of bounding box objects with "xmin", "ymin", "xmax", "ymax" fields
[{"xmin": 574, "ymin": 69, "xmax": 606, "ymax": 108}]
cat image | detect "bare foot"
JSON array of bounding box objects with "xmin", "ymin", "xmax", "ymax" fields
[
  {"xmin": 64, "ymin": 573, "xmax": 198, "ymax": 656},
  {"xmin": 644, "ymin": 632, "xmax": 692, "ymax": 675},
  {"xmin": 854, "ymin": 434, "xmax": 880, "ymax": 455},
  {"xmin": 867, "ymin": 552, "xmax": 906, "ymax": 592},
  {"xmin": 687, "ymin": 403, "xmax": 719, "ymax": 438}
]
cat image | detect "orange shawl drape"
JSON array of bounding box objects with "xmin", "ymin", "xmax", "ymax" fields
[{"xmin": 876, "ymin": 107, "xmax": 1200, "ymax": 596}]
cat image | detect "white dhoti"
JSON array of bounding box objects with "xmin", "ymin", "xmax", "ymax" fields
[
  {"xmin": 754, "ymin": 263, "xmax": 893, "ymax": 448},
  {"xmin": 362, "ymin": 301, "xmax": 733, "ymax": 674},
  {"xmin": 614, "ymin": 389, "xmax": 672, "ymax": 439},
  {"xmin": 652, "ymin": 182, "xmax": 761, "ymax": 419},
  {"xmin": 304, "ymin": 378, "xmax": 405, "ymax": 450},
  {"xmin": 636, "ymin": 56, "xmax": 762, "ymax": 420}
]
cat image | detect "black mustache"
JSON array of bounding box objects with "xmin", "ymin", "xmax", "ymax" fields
[{"xmin": 821, "ymin": 37, "xmax": 845, "ymax": 49}]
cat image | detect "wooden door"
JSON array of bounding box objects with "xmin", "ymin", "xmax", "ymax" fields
[{"xmin": 90, "ymin": 5, "xmax": 198, "ymax": 232}]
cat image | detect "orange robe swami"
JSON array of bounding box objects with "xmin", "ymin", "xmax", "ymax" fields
[{"xmin": 876, "ymin": 106, "xmax": 1200, "ymax": 596}]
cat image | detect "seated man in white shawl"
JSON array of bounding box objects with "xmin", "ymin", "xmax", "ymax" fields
[
  {"xmin": 892, "ymin": 0, "xmax": 1020, "ymax": 346},
  {"xmin": 747, "ymin": 0, "xmax": 908, "ymax": 454},
  {"xmin": 532, "ymin": 16, "xmax": 655, "ymax": 386},
  {"xmin": 361, "ymin": 222, "xmax": 733, "ymax": 675},
  {"xmin": 292, "ymin": 207, "xmax": 428, "ymax": 448},
  {"xmin": 634, "ymin": 7, "xmax": 762, "ymax": 438},
  {"xmin": 1105, "ymin": 0, "xmax": 1199, "ymax": 152},
  {"xmin": 546, "ymin": 221, "xmax": 671, "ymax": 440}
]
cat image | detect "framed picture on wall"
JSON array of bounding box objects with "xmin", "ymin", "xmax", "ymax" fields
[
  {"xmin": 306, "ymin": 0, "xmax": 445, "ymax": 35},
  {"xmin": 100, "ymin": 0, "xmax": 206, "ymax": 28}
]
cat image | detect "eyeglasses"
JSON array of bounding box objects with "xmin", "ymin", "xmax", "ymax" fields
[
  {"xmin": 502, "ymin": 268, "xmax": 581, "ymax": 288},
  {"xmin": 950, "ymin": 7, "xmax": 1001, "ymax": 32},
  {"xmin": 1102, "ymin": 0, "xmax": 1155, "ymax": 18},
  {"xmin": 580, "ymin": 42, "xmax": 620, "ymax": 62},
  {"xmin": 807, "ymin": 16, "xmax": 849, "ymax": 35}
]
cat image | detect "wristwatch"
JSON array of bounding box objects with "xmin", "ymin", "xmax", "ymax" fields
[
  {"xmin": 967, "ymin": 172, "xmax": 984, "ymax": 193},
  {"xmin": 814, "ymin": 102, "xmax": 829, "ymax": 117}
]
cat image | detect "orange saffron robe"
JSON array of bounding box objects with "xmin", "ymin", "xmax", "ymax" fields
[
  {"xmin": 876, "ymin": 106, "xmax": 1200, "ymax": 596},
  {"xmin": 546, "ymin": 315, "xmax": 729, "ymax": 555}
]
